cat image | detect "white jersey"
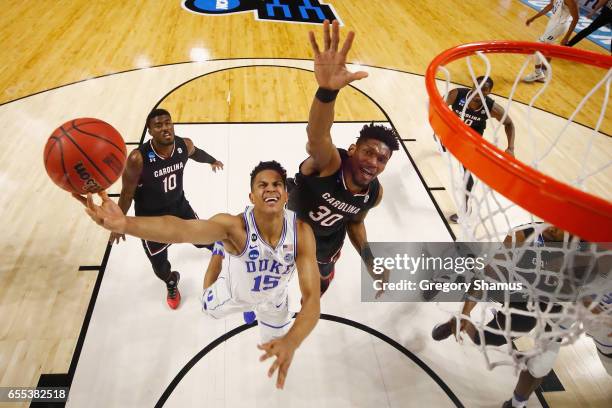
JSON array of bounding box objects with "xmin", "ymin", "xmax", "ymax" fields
[
  {"xmin": 550, "ymin": 0, "xmax": 572, "ymax": 25},
  {"xmin": 226, "ymin": 205, "xmax": 298, "ymax": 305}
]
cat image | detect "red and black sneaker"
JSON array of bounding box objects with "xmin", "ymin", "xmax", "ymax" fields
[{"xmin": 166, "ymin": 271, "xmax": 181, "ymax": 309}]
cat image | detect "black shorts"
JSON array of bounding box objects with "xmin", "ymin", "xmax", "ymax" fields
[
  {"xmin": 477, "ymin": 302, "xmax": 562, "ymax": 346},
  {"xmin": 136, "ymin": 198, "xmax": 208, "ymax": 256}
]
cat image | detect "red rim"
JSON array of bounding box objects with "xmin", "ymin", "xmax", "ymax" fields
[{"xmin": 425, "ymin": 41, "xmax": 612, "ymax": 242}]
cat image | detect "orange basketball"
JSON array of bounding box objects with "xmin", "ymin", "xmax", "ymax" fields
[{"xmin": 44, "ymin": 118, "xmax": 127, "ymax": 194}]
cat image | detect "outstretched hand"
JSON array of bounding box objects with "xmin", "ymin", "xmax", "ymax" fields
[
  {"xmin": 210, "ymin": 160, "xmax": 224, "ymax": 172},
  {"xmin": 309, "ymin": 19, "xmax": 368, "ymax": 90},
  {"xmin": 84, "ymin": 191, "xmax": 127, "ymax": 234},
  {"xmin": 257, "ymin": 337, "xmax": 297, "ymax": 389}
]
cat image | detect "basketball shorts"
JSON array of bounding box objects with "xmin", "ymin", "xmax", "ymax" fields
[
  {"xmin": 201, "ymin": 268, "xmax": 292, "ymax": 344},
  {"xmin": 138, "ymin": 198, "xmax": 210, "ymax": 256},
  {"xmin": 539, "ymin": 19, "xmax": 571, "ymax": 44}
]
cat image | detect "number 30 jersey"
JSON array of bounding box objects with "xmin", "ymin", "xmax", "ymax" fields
[
  {"xmin": 134, "ymin": 136, "xmax": 189, "ymax": 215},
  {"xmin": 288, "ymin": 148, "xmax": 381, "ymax": 262},
  {"xmin": 227, "ymin": 206, "xmax": 298, "ymax": 305}
]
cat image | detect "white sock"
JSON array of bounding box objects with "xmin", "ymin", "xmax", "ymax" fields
[{"xmin": 512, "ymin": 393, "xmax": 528, "ymax": 408}]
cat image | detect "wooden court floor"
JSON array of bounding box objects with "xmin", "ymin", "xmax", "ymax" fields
[{"xmin": 0, "ymin": 1, "xmax": 610, "ymax": 407}]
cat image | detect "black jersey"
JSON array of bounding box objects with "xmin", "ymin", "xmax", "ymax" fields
[
  {"xmin": 134, "ymin": 136, "xmax": 189, "ymax": 215},
  {"xmin": 451, "ymin": 88, "xmax": 495, "ymax": 135},
  {"xmin": 288, "ymin": 148, "xmax": 381, "ymax": 262}
]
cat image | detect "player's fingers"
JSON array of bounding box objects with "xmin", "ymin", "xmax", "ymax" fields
[
  {"xmin": 323, "ymin": 19, "xmax": 331, "ymax": 50},
  {"xmin": 121, "ymin": 234, "xmax": 126, "ymax": 241},
  {"xmin": 99, "ymin": 190, "xmax": 109, "ymax": 201},
  {"xmin": 72, "ymin": 193, "xmax": 87, "ymax": 205},
  {"xmin": 86, "ymin": 193, "xmax": 95, "ymax": 209},
  {"xmin": 277, "ymin": 364, "xmax": 288, "ymax": 389},
  {"xmin": 308, "ymin": 31, "xmax": 320, "ymax": 56},
  {"xmin": 349, "ymin": 71, "xmax": 368, "ymax": 82},
  {"xmin": 268, "ymin": 359, "xmax": 280, "ymax": 378},
  {"xmin": 330, "ymin": 19, "xmax": 339, "ymax": 52},
  {"xmin": 339, "ymin": 31, "xmax": 355, "ymax": 57},
  {"xmin": 259, "ymin": 350, "xmax": 274, "ymax": 362}
]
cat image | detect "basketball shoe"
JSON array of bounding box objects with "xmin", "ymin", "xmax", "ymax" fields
[
  {"xmin": 166, "ymin": 271, "xmax": 181, "ymax": 309},
  {"xmin": 431, "ymin": 319, "xmax": 454, "ymax": 341},
  {"xmin": 522, "ymin": 71, "xmax": 546, "ymax": 83}
]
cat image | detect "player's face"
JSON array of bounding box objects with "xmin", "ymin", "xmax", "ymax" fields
[
  {"xmin": 249, "ymin": 170, "xmax": 288, "ymax": 214},
  {"xmin": 347, "ymin": 139, "xmax": 391, "ymax": 188},
  {"xmin": 542, "ymin": 226, "xmax": 565, "ymax": 242},
  {"xmin": 470, "ymin": 85, "xmax": 491, "ymax": 106},
  {"xmin": 148, "ymin": 115, "xmax": 175, "ymax": 146}
]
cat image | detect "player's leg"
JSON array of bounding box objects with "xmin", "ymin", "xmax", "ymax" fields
[
  {"xmin": 502, "ymin": 341, "xmax": 561, "ymax": 408},
  {"xmin": 567, "ymin": 8, "xmax": 612, "ymax": 48},
  {"xmin": 202, "ymin": 265, "xmax": 250, "ymax": 319},
  {"xmin": 449, "ymin": 167, "xmax": 474, "ymax": 223},
  {"xmin": 141, "ymin": 239, "xmax": 182, "ymax": 309},
  {"xmin": 203, "ymin": 242, "xmax": 225, "ymax": 290},
  {"xmin": 524, "ymin": 20, "xmax": 570, "ymax": 83},
  {"xmin": 318, "ymin": 261, "xmax": 337, "ymax": 296},
  {"xmin": 255, "ymin": 293, "xmax": 293, "ymax": 344}
]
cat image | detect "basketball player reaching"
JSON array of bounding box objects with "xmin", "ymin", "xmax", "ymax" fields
[
  {"xmin": 83, "ymin": 161, "xmax": 320, "ymax": 390},
  {"xmin": 287, "ymin": 19, "xmax": 399, "ymax": 297},
  {"xmin": 431, "ymin": 225, "xmax": 611, "ymax": 408},
  {"xmin": 445, "ymin": 76, "xmax": 515, "ymax": 223},
  {"xmin": 76, "ymin": 108, "xmax": 224, "ymax": 310},
  {"xmin": 523, "ymin": 0, "xmax": 579, "ymax": 83}
]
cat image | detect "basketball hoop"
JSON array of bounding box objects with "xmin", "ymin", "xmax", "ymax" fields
[
  {"xmin": 426, "ymin": 41, "xmax": 612, "ymax": 242},
  {"xmin": 425, "ymin": 41, "xmax": 612, "ymax": 372}
]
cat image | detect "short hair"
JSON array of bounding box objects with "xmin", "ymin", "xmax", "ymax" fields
[
  {"xmin": 356, "ymin": 123, "xmax": 400, "ymax": 153},
  {"xmin": 250, "ymin": 160, "xmax": 287, "ymax": 188},
  {"xmin": 474, "ymin": 76, "xmax": 494, "ymax": 90},
  {"xmin": 146, "ymin": 108, "xmax": 171, "ymax": 127}
]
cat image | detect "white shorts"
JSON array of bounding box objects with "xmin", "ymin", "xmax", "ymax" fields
[
  {"xmin": 201, "ymin": 269, "xmax": 292, "ymax": 344},
  {"xmin": 538, "ymin": 19, "xmax": 571, "ymax": 44}
]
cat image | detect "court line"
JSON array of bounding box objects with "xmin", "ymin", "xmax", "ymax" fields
[
  {"xmin": 148, "ymin": 64, "xmax": 456, "ymax": 240},
  {"xmin": 153, "ymin": 314, "xmax": 465, "ymax": 408},
  {"xmin": 0, "ymin": 58, "xmax": 607, "ymax": 138}
]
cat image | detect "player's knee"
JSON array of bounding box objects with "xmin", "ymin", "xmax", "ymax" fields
[{"xmin": 526, "ymin": 342, "xmax": 561, "ymax": 378}]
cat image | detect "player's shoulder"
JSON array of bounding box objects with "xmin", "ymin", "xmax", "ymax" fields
[{"xmin": 127, "ymin": 148, "xmax": 144, "ymax": 167}]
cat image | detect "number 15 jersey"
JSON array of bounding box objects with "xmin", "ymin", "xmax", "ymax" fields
[
  {"xmin": 288, "ymin": 148, "xmax": 381, "ymax": 262},
  {"xmin": 227, "ymin": 206, "xmax": 298, "ymax": 305}
]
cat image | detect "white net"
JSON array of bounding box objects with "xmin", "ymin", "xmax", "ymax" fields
[{"xmin": 431, "ymin": 47, "xmax": 612, "ymax": 372}]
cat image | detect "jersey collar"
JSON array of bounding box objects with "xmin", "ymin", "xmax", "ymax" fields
[{"xmin": 150, "ymin": 139, "xmax": 175, "ymax": 160}]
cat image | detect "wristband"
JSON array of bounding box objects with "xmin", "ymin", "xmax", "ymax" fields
[{"xmin": 315, "ymin": 87, "xmax": 339, "ymax": 103}]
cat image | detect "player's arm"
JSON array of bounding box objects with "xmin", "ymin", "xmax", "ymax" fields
[
  {"xmin": 491, "ymin": 102, "xmax": 516, "ymax": 156},
  {"xmin": 346, "ymin": 186, "xmax": 383, "ymax": 278},
  {"xmin": 346, "ymin": 187, "xmax": 387, "ymax": 298},
  {"xmin": 303, "ymin": 19, "xmax": 367, "ymax": 176},
  {"xmin": 258, "ymin": 220, "xmax": 321, "ymax": 389},
  {"xmin": 117, "ymin": 149, "xmax": 142, "ymax": 215},
  {"xmin": 184, "ymin": 137, "xmax": 224, "ymax": 172},
  {"xmin": 84, "ymin": 191, "xmax": 234, "ymax": 245},
  {"xmin": 526, "ymin": 1, "xmax": 554, "ymax": 25},
  {"xmin": 108, "ymin": 149, "xmax": 142, "ymax": 243},
  {"xmin": 444, "ymin": 88, "xmax": 459, "ymax": 106},
  {"xmin": 562, "ymin": 0, "xmax": 580, "ymax": 45},
  {"xmin": 287, "ymin": 221, "xmax": 321, "ymax": 347}
]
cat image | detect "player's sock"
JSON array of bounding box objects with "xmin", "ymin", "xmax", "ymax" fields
[{"xmin": 511, "ymin": 392, "xmax": 528, "ymax": 408}]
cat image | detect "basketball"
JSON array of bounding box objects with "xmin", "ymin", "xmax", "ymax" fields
[{"xmin": 43, "ymin": 118, "xmax": 127, "ymax": 194}]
